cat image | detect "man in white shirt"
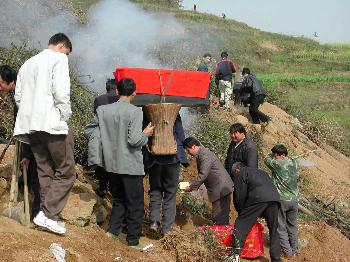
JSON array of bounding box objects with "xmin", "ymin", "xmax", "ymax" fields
[{"xmin": 14, "ymin": 33, "xmax": 74, "ymax": 235}]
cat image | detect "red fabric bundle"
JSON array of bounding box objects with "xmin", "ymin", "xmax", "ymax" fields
[{"xmin": 198, "ymin": 222, "xmax": 264, "ymax": 259}]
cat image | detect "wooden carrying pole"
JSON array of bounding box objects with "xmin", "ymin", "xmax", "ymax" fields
[
  {"xmin": 22, "ymin": 165, "xmax": 31, "ymax": 226},
  {"xmin": 9, "ymin": 140, "xmax": 21, "ymax": 217}
]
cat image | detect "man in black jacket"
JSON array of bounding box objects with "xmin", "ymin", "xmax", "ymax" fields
[
  {"xmin": 225, "ymin": 123, "xmax": 258, "ymax": 178},
  {"xmin": 144, "ymin": 114, "xmax": 189, "ymax": 236},
  {"xmin": 241, "ymin": 68, "xmax": 270, "ymax": 124},
  {"xmin": 93, "ymin": 78, "xmax": 119, "ymax": 113},
  {"xmin": 229, "ymin": 162, "xmax": 281, "ymax": 262},
  {"xmin": 93, "ymin": 79, "xmax": 118, "ymax": 198}
]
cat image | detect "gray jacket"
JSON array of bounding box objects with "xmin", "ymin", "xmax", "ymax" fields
[
  {"xmin": 84, "ymin": 121, "xmax": 103, "ymax": 167},
  {"xmin": 85, "ymin": 98, "xmax": 148, "ymax": 175},
  {"xmin": 190, "ymin": 146, "xmax": 234, "ymax": 203}
]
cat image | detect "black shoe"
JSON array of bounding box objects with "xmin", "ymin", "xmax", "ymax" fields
[{"xmin": 149, "ymin": 221, "xmax": 160, "ymax": 233}]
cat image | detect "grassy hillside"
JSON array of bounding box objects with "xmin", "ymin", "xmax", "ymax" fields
[
  {"xmin": 1, "ymin": 0, "xmax": 349, "ymax": 159},
  {"xmin": 132, "ymin": 0, "xmax": 350, "ymax": 155}
]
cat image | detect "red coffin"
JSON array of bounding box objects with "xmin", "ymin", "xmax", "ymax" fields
[{"xmin": 113, "ymin": 68, "xmax": 210, "ymax": 99}]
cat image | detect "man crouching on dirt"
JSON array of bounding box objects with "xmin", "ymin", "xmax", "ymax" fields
[
  {"xmin": 183, "ymin": 137, "xmax": 233, "ymax": 225},
  {"xmin": 228, "ymin": 162, "xmax": 281, "ymax": 262},
  {"xmin": 13, "ymin": 33, "xmax": 75, "ymax": 235}
]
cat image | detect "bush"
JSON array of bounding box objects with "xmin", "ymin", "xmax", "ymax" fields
[{"xmin": 0, "ymin": 43, "xmax": 96, "ymax": 165}]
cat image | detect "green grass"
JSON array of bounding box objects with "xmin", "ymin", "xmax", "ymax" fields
[
  {"xmin": 264, "ymin": 79, "xmax": 350, "ymax": 155},
  {"xmin": 0, "ymin": 44, "xmax": 96, "ymax": 165},
  {"xmin": 60, "ymin": 0, "xmax": 98, "ymax": 23}
]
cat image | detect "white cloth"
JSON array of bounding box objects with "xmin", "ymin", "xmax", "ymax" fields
[{"xmin": 14, "ymin": 49, "xmax": 71, "ymax": 137}]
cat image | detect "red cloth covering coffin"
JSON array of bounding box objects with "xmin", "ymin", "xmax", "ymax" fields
[
  {"xmin": 113, "ymin": 68, "xmax": 211, "ymax": 106},
  {"xmin": 198, "ymin": 222, "xmax": 264, "ymax": 259}
]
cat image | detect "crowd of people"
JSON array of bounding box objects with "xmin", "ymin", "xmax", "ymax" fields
[
  {"xmin": 197, "ymin": 51, "xmax": 271, "ymax": 124},
  {"xmin": 0, "ymin": 33, "xmax": 299, "ymax": 260}
]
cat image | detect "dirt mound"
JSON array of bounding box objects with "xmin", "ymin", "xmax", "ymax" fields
[
  {"xmin": 1, "ymin": 102, "xmax": 350, "ymax": 262},
  {"xmin": 297, "ymin": 221, "xmax": 350, "ymax": 262},
  {"xmin": 212, "ymin": 103, "xmax": 350, "ymax": 214}
]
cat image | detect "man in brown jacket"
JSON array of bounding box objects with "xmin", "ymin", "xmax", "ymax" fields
[{"xmin": 183, "ymin": 137, "xmax": 234, "ymax": 225}]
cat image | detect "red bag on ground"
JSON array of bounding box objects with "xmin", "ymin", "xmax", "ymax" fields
[{"xmin": 198, "ymin": 222, "xmax": 264, "ymax": 259}]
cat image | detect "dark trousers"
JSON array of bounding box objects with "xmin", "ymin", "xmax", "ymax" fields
[
  {"xmin": 212, "ymin": 193, "xmax": 231, "ymax": 225},
  {"xmin": 233, "ymin": 89, "xmax": 241, "ymax": 105},
  {"xmin": 148, "ymin": 163, "xmax": 179, "ymax": 234},
  {"xmin": 249, "ymin": 94, "xmax": 270, "ymax": 123},
  {"xmin": 18, "ymin": 157, "xmax": 40, "ymax": 218},
  {"xmin": 95, "ymin": 166, "xmax": 110, "ymax": 196},
  {"xmin": 29, "ymin": 131, "xmax": 76, "ymax": 220},
  {"xmin": 108, "ymin": 174, "xmax": 144, "ymax": 245},
  {"xmin": 232, "ymin": 202, "xmax": 280, "ymax": 262},
  {"xmin": 27, "ymin": 159, "xmax": 40, "ymax": 218}
]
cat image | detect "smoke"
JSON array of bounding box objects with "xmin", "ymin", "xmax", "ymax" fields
[
  {"xmin": 0, "ymin": 0, "xmax": 186, "ymax": 91},
  {"xmin": 0, "ymin": 0, "xmax": 77, "ymax": 48},
  {"xmin": 71, "ymin": 0, "xmax": 185, "ymax": 91},
  {"xmin": 180, "ymin": 107, "xmax": 199, "ymax": 136}
]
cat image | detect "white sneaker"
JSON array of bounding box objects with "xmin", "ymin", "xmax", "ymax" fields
[{"xmin": 33, "ymin": 211, "xmax": 66, "ymax": 235}]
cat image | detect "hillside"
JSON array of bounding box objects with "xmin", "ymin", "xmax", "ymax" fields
[
  {"xmin": 1, "ymin": 104, "xmax": 349, "ymax": 262},
  {"xmin": 130, "ymin": 0, "xmax": 350, "ymax": 156},
  {"xmin": 0, "ymin": 0, "xmax": 349, "ymax": 261}
]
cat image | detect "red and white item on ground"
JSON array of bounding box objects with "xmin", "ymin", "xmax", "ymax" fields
[{"xmin": 198, "ymin": 222, "xmax": 264, "ymax": 259}]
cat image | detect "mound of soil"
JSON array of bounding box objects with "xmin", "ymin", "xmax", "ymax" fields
[{"xmin": 1, "ymin": 101, "xmax": 350, "ymax": 261}]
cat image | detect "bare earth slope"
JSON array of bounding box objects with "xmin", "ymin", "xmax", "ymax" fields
[{"xmin": 1, "ymin": 101, "xmax": 350, "ymax": 262}]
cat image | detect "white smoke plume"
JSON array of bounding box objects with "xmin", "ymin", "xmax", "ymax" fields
[
  {"xmin": 71, "ymin": 0, "xmax": 185, "ymax": 91},
  {"xmin": 0, "ymin": 0, "xmax": 186, "ymax": 92}
]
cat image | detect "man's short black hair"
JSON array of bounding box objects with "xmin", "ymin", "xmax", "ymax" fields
[
  {"xmin": 242, "ymin": 67, "xmax": 250, "ymax": 75},
  {"xmin": 203, "ymin": 53, "xmax": 212, "ymax": 58},
  {"xmin": 48, "ymin": 33, "xmax": 72, "ymax": 52},
  {"xmin": 221, "ymin": 51, "xmax": 228, "ymax": 58},
  {"xmin": 271, "ymin": 144, "xmax": 288, "ymax": 156},
  {"xmin": 117, "ymin": 78, "xmax": 136, "ymax": 96},
  {"xmin": 183, "ymin": 137, "xmax": 200, "ymax": 148},
  {"xmin": 0, "ymin": 65, "xmax": 17, "ymax": 83},
  {"xmin": 106, "ymin": 79, "xmax": 117, "ymax": 92},
  {"xmin": 229, "ymin": 123, "xmax": 246, "ymax": 135}
]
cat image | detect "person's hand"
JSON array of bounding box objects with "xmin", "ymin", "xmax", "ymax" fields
[
  {"xmin": 143, "ymin": 122, "xmax": 154, "ymax": 137},
  {"xmin": 184, "ymin": 186, "xmax": 192, "ymax": 193},
  {"xmin": 20, "ymin": 158, "xmax": 30, "ymax": 169}
]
